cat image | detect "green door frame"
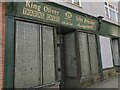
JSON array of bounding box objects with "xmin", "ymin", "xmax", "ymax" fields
[{"xmin": 4, "ymin": 16, "xmax": 15, "ymax": 88}]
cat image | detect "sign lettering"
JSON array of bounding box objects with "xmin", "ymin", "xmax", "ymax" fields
[{"xmin": 14, "ymin": 1, "xmax": 98, "ymax": 30}]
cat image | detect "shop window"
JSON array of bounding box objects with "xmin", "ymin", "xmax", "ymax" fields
[
  {"xmin": 104, "ymin": 2, "xmax": 118, "ymax": 21},
  {"xmin": 99, "ymin": 36, "xmax": 114, "ymax": 69},
  {"xmin": 112, "ymin": 39, "xmax": 120, "ymax": 66},
  {"xmin": 78, "ymin": 32, "xmax": 99, "ymax": 77},
  {"xmin": 15, "ymin": 21, "xmax": 55, "ymax": 88}
]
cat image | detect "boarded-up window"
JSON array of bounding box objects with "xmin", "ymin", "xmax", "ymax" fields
[
  {"xmin": 15, "ymin": 21, "xmax": 55, "ymax": 88},
  {"xmin": 112, "ymin": 39, "xmax": 120, "ymax": 66},
  {"xmin": 99, "ymin": 36, "xmax": 114, "ymax": 69},
  {"xmin": 65, "ymin": 33, "xmax": 77, "ymax": 77},
  {"xmin": 78, "ymin": 32, "xmax": 99, "ymax": 77},
  {"xmin": 88, "ymin": 34, "xmax": 99, "ymax": 75},
  {"xmin": 42, "ymin": 26, "xmax": 55, "ymax": 85},
  {"xmin": 79, "ymin": 32, "xmax": 91, "ymax": 77},
  {"xmin": 15, "ymin": 21, "xmax": 41, "ymax": 88}
]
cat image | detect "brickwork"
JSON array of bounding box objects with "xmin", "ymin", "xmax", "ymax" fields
[{"xmin": 0, "ymin": 2, "xmax": 5, "ymax": 89}]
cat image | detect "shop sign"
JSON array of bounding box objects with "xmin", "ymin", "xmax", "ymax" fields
[{"xmin": 13, "ymin": 1, "xmax": 98, "ymax": 30}]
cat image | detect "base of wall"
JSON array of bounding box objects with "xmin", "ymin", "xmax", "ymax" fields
[
  {"xmin": 115, "ymin": 66, "xmax": 120, "ymax": 73},
  {"xmin": 103, "ymin": 68, "xmax": 116, "ymax": 80},
  {"xmin": 63, "ymin": 79, "xmax": 78, "ymax": 88},
  {"xmin": 63, "ymin": 74, "xmax": 101, "ymax": 88},
  {"xmin": 80, "ymin": 74, "xmax": 101, "ymax": 88}
]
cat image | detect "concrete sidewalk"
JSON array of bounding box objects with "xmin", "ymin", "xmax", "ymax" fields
[{"xmin": 89, "ymin": 75, "xmax": 119, "ymax": 88}]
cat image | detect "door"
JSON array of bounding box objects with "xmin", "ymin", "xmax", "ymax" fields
[
  {"xmin": 64, "ymin": 33, "xmax": 77, "ymax": 78},
  {"xmin": 58, "ymin": 32, "xmax": 78, "ymax": 88}
]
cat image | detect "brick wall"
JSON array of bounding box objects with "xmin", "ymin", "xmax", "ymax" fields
[{"xmin": 0, "ymin": 2, "xmax": 5, "ymax": 89}]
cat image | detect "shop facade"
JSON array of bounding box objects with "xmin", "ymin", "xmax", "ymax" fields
[
  {"xmin": 99, "ymin": 21, "xmax": 120, "ymax": 75},
  {"xmin": 3, "ymin": 1, "xmax": 119, "ymax": 88}
]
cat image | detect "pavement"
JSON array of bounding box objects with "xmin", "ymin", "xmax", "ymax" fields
[{"xmin": 89, "ymin": 75, "xmax": 119, "ymax": 89}]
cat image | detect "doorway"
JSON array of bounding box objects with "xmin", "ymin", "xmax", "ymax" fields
[{"xmin": 56, "ymin": 28, "xmax": 79, "ymax": 88}]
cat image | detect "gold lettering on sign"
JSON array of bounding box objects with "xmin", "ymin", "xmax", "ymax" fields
[
  {"xmin": 76, "ymin": 16, "xmax": 84, "ymax": 22},
  {"xmin": 77, "ymin": 23, "xmax": 94, "ymax": 30},
  {"xmin": 46, "ymin": 14, "xmax": 60, "ymax": 22},
  {"xmin": 25, "ymin": 0, "xmax": 41, "ymax": 11},
  {"xmin": 63, "ymin": 12, "xmax": 73, "ymax": 26},
  {"xmin": 44, "ymin": 6, "xmax": 59, "ymax": 15},
  {"xmin": 44, "ymin": 6, "xmax": 60, "ymax": 22},
  {"xmin": 23, "ymin": 0, "xmax": 60, "ymax": 23},
  {"xmin": 26, "ymin": 0, "xmax": 30, "ymax": 7},
  {"xmin": 62, "ymin": 21, "xmax": 73, "ymax": 26},
  {"xmin": 65, "ymin": 12, "xmax": 72, "ymax": 19},
  {"xmin": 23, "ymin": 8, "xmax": 45, "ymax": 19},
  {"xmin": 76, "ymin": 15, "xmax": 96, "ymax": 30},
  {"xmin": 84, "ymin": 18, "xmax": 95, "ymax": 25},
  {"xmin": 22, "ymin": 0, "xmax": 45, "ymax": 19}
]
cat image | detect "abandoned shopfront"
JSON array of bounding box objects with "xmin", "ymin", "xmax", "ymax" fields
[
  {"xmin": 99, "ymin": 21, "xmax": 120, "ymax": 75},
  {"xmin": 4, "ymin": 1, "xmax": 119, "ymax": 88}
]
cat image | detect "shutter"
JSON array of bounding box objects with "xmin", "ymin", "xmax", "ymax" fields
[
  {"xmin": 42, "ymin": 26, "xmax": 55, "ymax": 85},
  {"xmin": 64, "ymin": 33, "xmax": 77, "ymax": 77},
  {"xmin": 112, "ymin": 39, "xmax": 120, "ymax": 66},
  {"xmin": 88, "ymin": 34, "xmax": 99, "ymax": 75},
  {"xmin": 15, "ymin": 21, "xmax": 41, "ymax": 88},
  {"xmin": 79, "ymin": 32, "xmax": 90, "ymax": 77}
]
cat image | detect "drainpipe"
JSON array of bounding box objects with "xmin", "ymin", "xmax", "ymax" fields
[{"xmin": 97, "ymin": 16, "xmax": 104, "ymax": 31}]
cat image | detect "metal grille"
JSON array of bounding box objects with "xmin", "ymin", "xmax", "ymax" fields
[
  {"xmin": 88, "ymin": 34, "xmax": 99, "ymax": 75},
  {"xmin": 15, "ymin": 21, "xmax": 56, "ymax": 88},
  {"xmin": 64, "ymin": 33, "xmax": 77, "ymax": 77},
  {"xmin": 42, "ymin": 26, "xmax": 55, "ymax": 85},
  {"xmin": 112, "ymin": 39, "xmax": 120, "ymax": 66},
  {"xmin": 15, "ymin": 21, "xmax": 41, "ymax": 88},
  {"xmin": 79, "ymin": 32, "xmax": 91, "ymax": 77}
]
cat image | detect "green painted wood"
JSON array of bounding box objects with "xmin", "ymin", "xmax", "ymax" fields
[
  {"xmin": 100, "ymin": 21, "xmax": 119, "ymax": 37},
  {"xmin": 4, "ymin": 16, "xmax": 14, "ymax": 88},
  {"xmin": 118, "ymin": 26, "xmax": 120, "ymax": 37},
  {"xmin": 96, "ymin": 34, "xmax": 104, "ymax": 81},
  {"xmin": 6, "ymin": 2, "xmax": 99, "ymax": 31}
]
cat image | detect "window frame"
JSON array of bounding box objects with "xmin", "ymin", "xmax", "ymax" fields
[
  {"xmin": 64, "ymin": 0, "xmax": 82, "ymax": 7},
  {"xmin": 104, "ymin": 2, "xmax": 118, "ymax": 22}
]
